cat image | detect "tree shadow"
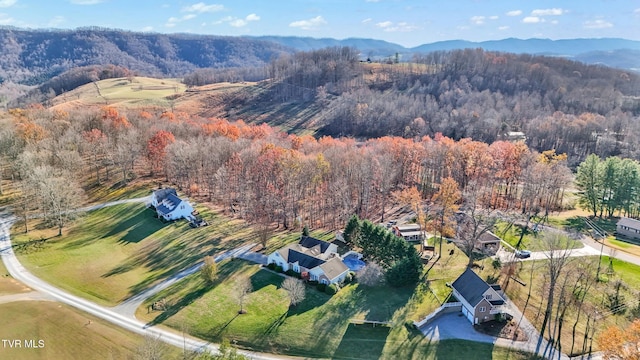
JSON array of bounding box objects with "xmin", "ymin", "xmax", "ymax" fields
[
  {"xmin": 145, "ymin": 284, "xmax": 210, "ymax": 327},
  {"xmin": 332, "ymin": 323, "xmax": 390, "ymax": 359},
  {"xmin": 211, "ymin": 313, "xmax": 240, "ymax": 338}
]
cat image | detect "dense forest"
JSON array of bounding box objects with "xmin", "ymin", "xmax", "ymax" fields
[
  {"xmin": 223, "ymin": 47, "xmax": 640, "ymax": 166},
  {"xmin": 0, "ymin": 106, "xmax": 570, "ymax": 236}
]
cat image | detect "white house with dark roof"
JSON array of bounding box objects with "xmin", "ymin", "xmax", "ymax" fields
[
  {"xmin": 616, "ymin": 217, "xmax": 640, "ymax": 240},
  {"xmin": 392, "ymin": 223, "xmax": 424, "ymax": 242},
  {"xmin": 267, "ymin": 236, "xmax": 348, "ymax": 285},
  {"xmin": 451, "ymin": 268, "xmax": 506, "ymax": 324},
  {"xmin": 150, "ymin": 188, "xmax": 194, "ymax": 221}
]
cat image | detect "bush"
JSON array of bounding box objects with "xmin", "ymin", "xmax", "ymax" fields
[
  {"xmin": 343, "ymin": 272, "xmax": 354, "ymax": 284},
  {"xmin": 275, "ymin": 265, "xmax": 283, "ymax": 273},
  {"xmin": 267, "ymin": 263, "xmax": 276, "ymax": 270},
  {"xmin": 285, "ymin": 269, "xmax": 301, "ymax": 278},
  {"xmin": 308, "ymin": 280, "xmax": 319, "ymax": 286},
  {"xmin": 316, "ymin": 283, "xmax": 326, "ymax": 292},
  {"xmin": 325, "ymin": 284, "xmax": 338, "ymax": 295}
]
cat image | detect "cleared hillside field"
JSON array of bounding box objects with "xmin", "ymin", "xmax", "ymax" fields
[{"xmin": 0, "ymin": 301, "xmax": 173, "ymax": 360}]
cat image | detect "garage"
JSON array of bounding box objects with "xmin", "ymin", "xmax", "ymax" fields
[{"xmin": 462, "ymin": 306, "xmax": 474, "ymax": 324}]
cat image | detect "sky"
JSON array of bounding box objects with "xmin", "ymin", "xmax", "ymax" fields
[{"xmin": 0, "ymin": 0, "xmax": 638, "ymax": 47}]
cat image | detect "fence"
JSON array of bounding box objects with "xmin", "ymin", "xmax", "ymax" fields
[{"xmin": 413, "ymin": 302, "xmax": 462, "ymax": 328}]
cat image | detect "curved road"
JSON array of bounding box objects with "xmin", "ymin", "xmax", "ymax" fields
[{"xmin": 0, "ymin": 203, "xmax": 289, "ymax": 360}]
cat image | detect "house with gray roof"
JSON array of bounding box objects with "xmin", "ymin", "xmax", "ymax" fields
[
  {"xmin": 616, "ymin": 217, "xmax": 640, "ymax": 240},
  {"xmin": 451, "ymin": 268, "xmax": 506, "ymax": 324},
  {"xmin": 149, "ymin": 188, "xmax": 194, "ymax": 222},
  {"xmin": 267, "ymin": 236, "xmax": 348, "ymax": 285}
]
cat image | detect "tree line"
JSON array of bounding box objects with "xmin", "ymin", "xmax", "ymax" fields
[{"xmin": 0, "ymin": 106, "xmax": 571, "ymax": 240}]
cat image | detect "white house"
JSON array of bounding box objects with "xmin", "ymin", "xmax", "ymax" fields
[
  {"xmin": 267, "ymin": 236, "xmax": 348, "ymax": 285},
  {"xmin": 451, "ymin": 268, "xmax": 506, "ymax": 324},
  {"xmin": 392, "ymin": 223, "xmax": 424, "ymax": 242},
  {"xmin": 150, "ymin": 188, "xmax": 194, "ymax": 221}
]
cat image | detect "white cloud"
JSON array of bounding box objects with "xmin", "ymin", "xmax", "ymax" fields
[
  {"xmin": 289, "ymin": 15, "xmax": 326, "ymax": 30},
  {"xmin": 522, "ymin": 16, "xmax": 542, "ymax": 24},
  {"xmin": 48, "ymin": 16, "xmax": 65, "ymax": 27},
  {"xmin": 376, "ymin": 20, "xmax": 417, "ymax": 32},
  {"xmin": 362, "ymin": 18, "xmax": 372, "ymax": 24},
  {"xmin": 498, "ymin": 26, "xmax": 509, "ymax": 31},
  {"xmin": 166, "ymin": 14, "xmax": 197, "ymax": 27},
  {"xmin": 506, "ymin": 10, "xmax": 522, "ymax": 16},
  {"xmin": 69, "ymin": 0, "xmax": 103, "ymax": 4},
  {"xmin": 531, "ymin": 8, "xmax": 565, "ymax": 16},
  {"xmin": 470, "ymin": 16, "xmax": 485, "ymax": 25},
  {"xmin": 142, "ymin": 26, "xmax": 154, "ymax": 32},
  {"xmin": 182, "ymin": 2, "xmax": 224, "ymax": 13},
  {"xmin": 0, "ymin": 13, "xmax": 14, "ymax": 25},
  {"xmin": 634, "ymin": 8, "xmax": 640, "ymax": 15},
  {"xmin": 0, "ymin": 0, "xmax": 16, "ymax": 7},
  {"xmin": 230, "ymin": 19, "xmax": 247, "ymax": 27},
  {"xmin": 584, "ymin": 19, "xmax": 613, "ymax": 29},
  {"xmin": 246, "ymin": 13, "xmax": 260, "ymax": 22},
  {"xmin": 489, "ymin": 15, "xmax": 499, "ymax": 20},
  {"xmin": 366, "ymin": 0, "xmax": 381, "ymax": 2}
]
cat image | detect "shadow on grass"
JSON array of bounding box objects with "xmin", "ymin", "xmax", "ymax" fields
[
  {"xmin": 332, "ymin": 323, "xmax": 390, "ymax": 359},
  {"xmin": 145, "ymin": 260, "xmax": 243, "ymax": 327}
]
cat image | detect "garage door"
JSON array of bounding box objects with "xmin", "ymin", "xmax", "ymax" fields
[{"xmin": 462, "ymin": 306, "xmax": 474, "ymax": 323}]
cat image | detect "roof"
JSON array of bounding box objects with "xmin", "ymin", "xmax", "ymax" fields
[
  {"xmin": 319, "ymin": 257, "xmax": 349, "ymax": 281},
  {"xmin": 617, "ymin": 217, "xmax": 640, "ymax": 230},
  {"xmin": 286, "ymin": 249, "xmax": 326, "ymax": 270},
  {"xmin": 156, "ymin": 193, "xmax": 183, "ymax": 215},
  {"xmin": 153, "ymin": 188, "xmax": 177, "ymax": 202},
  {"xmin": 477, "ymin": 231, "xmax": 501, "ymax": 244},
  {"xmin": 299, "ymin": 236, "xmax": 332, "ymax": 254},
  {"xmin": 396, "ymin": 224, "xmax": 421, "ymax": 232},
  {"xmin": 451, "ymin": 268, "xmax": 491, "ymax": 307}
]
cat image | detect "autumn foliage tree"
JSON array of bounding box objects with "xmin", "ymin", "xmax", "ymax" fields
[
  {"xmin": 597, "ymin": 319, "xmax": 640, "ymax": 360},
  {"xmin": 146, "ymin": 130, "xmax": 175, "ymax": 176}
]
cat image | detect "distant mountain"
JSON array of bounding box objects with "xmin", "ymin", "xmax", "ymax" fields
[
  {"xmin": 257, "ymin": 35, "xmax": 640, "ymax": 71},
  {"xmin": 0, "ymin": 27, "xmax": 291, "ymax": 85}
]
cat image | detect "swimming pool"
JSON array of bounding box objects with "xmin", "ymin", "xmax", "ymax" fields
[{"xmin": 342, "ymin": 254, "xmax": 365, "ymax": 271}]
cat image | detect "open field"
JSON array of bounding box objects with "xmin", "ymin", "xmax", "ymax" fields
[
  {"xmin": 505, "ymin": 255, "xmax": 639, "ymax": 356},
  {"xmin": 0, "ymin": 260, "xmax": 31, "ymax": 295},
  {"xmin": 12, "ymin": 201, "xmax": 255, "ymax": 306},
  {"xmin": 134, "ymin": 247, "xmax": 527, "ymax": 359},
  {"xmin": 0, "ymin": 301, "xmax": 174, "ymax": 360},
  {"xmin": 50, "ymin": 76, "xmax": 187, "ymax": 110}
]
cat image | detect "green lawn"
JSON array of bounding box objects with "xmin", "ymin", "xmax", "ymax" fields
[
  {"xmin": 13, "ymin": 202, "xmax": 255, "ymax": 306},
  {"xmin": 0, "ymin": 301, "xmax": 177, "ymax": 360},
  {"xmin": 494, "ymin": 220, "xmax": 582, "ymax": 251},
  {"xmin": 135, "ymin": 255, "xmax": 534, "ymax": 359}
]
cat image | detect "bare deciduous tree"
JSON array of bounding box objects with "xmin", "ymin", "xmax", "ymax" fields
[
  {"xmin": 233, "ymin": 277, "xmax": 252, "ymax": 314},
  {"xmin": 356, "ymin": 262, "xmax": 384, "ymax": 287},
  {"xmin": 281, "ymin": 277, "xmax": 305, "ymax": 307}
]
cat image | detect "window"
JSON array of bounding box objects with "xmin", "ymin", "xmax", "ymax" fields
[
  {"xmin": 479, "ymin": 306, "xmax": 486, "ymax": 312},
  {"xmin": 485, "ymin": 294, "xmax": 492, "ymax": 300}
]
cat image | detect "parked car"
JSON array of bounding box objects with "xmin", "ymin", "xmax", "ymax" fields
[{"xmin": 515, "ymin": 249, "xmax": 531, "ymax": 258}]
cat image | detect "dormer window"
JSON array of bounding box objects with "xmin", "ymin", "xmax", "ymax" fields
[{"xmin": 485, "ymin": 294, "xmax": 492, "ymax": 300}]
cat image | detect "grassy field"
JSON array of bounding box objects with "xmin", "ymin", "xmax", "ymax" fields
[
  {"xmin": 0, "ymin": 260, "xmax": 31, "ymax": 295},
  {"xmin": 0, "ymin": 301, "xmax": 177, "ymax": 360},
  {"xmin": 51, "ymin": 77, "xmax": 187, "ymax": 110},
  {"xmin": 134, "ymin": 248, "xmax": 531, "ymax": 359},
  {"xmin": 494, "ymin": 220, "xmax": 583, "ymax": 251},
  {"xmin": 12, "ymin": 201, "xmax": 256, "ymax": 306},
  {"xmin": 505, "ymin": 255, "xmax": 639, "ymax": 356}
]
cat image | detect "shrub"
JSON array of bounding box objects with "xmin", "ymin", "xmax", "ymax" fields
[
  {"xmin": 285, "ymin": 269, "xmax": 301, "ymax": 278},
  {"xmin": 275, "ymin": 265, "xmax": 283, "ymax": 273},
  {"xmin": 308, "ymin": 280, "xmax": 319, "ymax": 286},
  {"xmin": 343, "ymin": 272, "xmax": 354, "ymax": 284},
  {"xmin": 325, "ymin": 284, "xmax": 338, "ymax": 295},
  {"xmin": 317, "ymin": 283, "xmax": 326, "ymax": 292},
  {"xmin": 267, "ymin": 263, "xmax": 276, "ymax": 270}
]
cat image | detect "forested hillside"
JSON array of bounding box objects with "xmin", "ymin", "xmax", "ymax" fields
[
  {"xmin": 0, "ymin": 27, "xmax": 290, "ymax": 85},
  {"xmin": 225, "ymin": 47, "xmax": 640, "ymax": 166}
]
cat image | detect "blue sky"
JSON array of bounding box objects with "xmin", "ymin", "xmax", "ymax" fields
[{"xmin": 0, "ymin": 0, "xmax": 638, "ymax": 47}]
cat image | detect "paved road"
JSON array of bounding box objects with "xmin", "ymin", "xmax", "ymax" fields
[
  {"xmin": 494, "ymin": 242, "xmax": 601, "ymax": 264},
  {"xmin": 0, "ymin": 291, "xmax": 55, "ymax": 304},
  {"xmin": 111, "ymin": 242, "xmax": 258, "ymax": 318},
  {"xmin": 0, "ymin": 207, "xmax": 291, "ymax": 360}
]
